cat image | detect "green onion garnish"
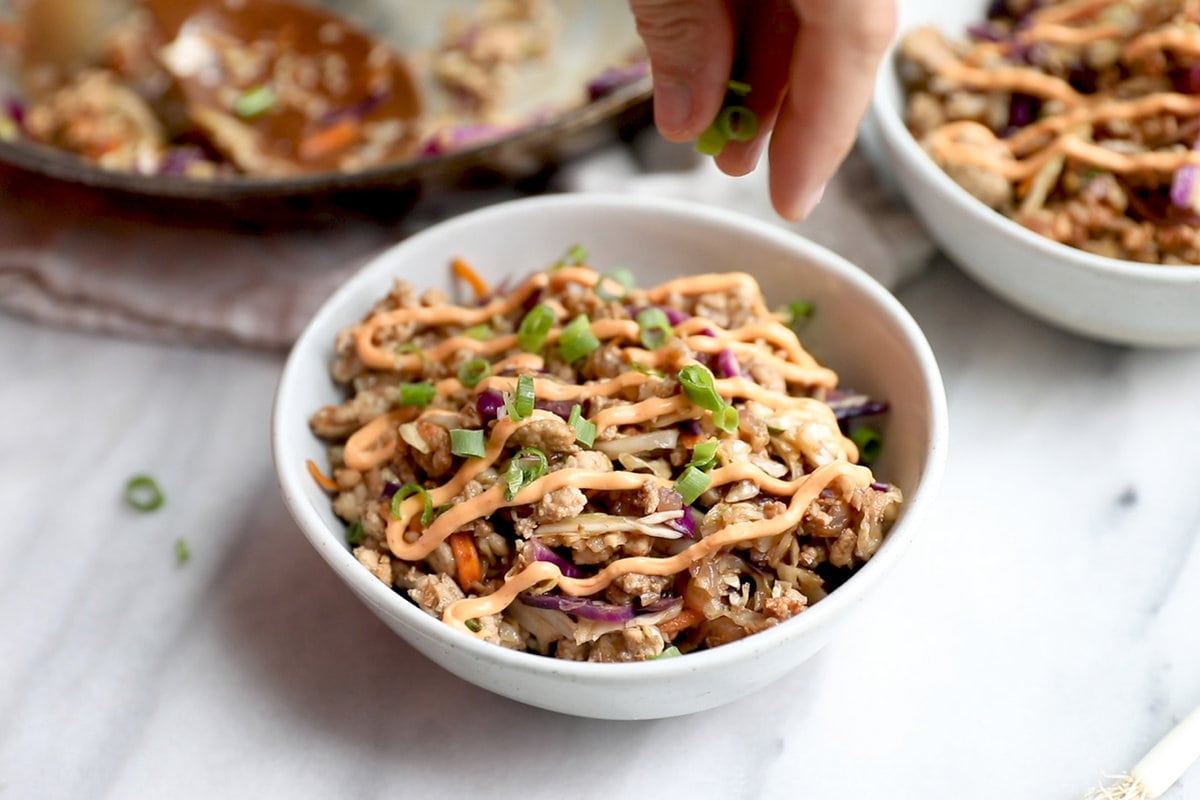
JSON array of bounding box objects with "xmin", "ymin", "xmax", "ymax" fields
[
  {"xmin": 596, "ymin": 269, "xmax": 636, "ymax": 302},
  {"xmin": 850, "ymin": 426, "xmax": 883, "ymax": 465},
  {"xmin": 712, "ymin": 404, "xmax": 740, "ymax": 435},
  {"xmin": 630, "ymin": 361, "xmax": 666, "ymax": 378},
  {"xmin": 174, "ymin": 538, "xmax": 191, "ymax": 566},
  {"xmin": 234, "ymin": 85, "xmax": 276, "ymax": 118},
  {"xmin": 563, "ymin": 243, "xmax": 589, "ymax": 265},
  {"xmin": 716, "ymin": 105, "xmax": 758, "ymax": 142},
  {"xmin": 398, "ymin": 380, "xmax": 436, "ymax": 407},
  {"xmin": 450, "ymin": 428, "xmax": 487, "ymax": 458},
  {"xmin": 517, "ymin": 303, "xmax": 556, "ymax": 354},
  {"xmin": 346, "ymin": 519, "xmax": 366, "ymax": 545},
  {"xmin": 568, "ymin": 404, "xmax": 597, "ymax": 448},
  {"xmin": 695, "ymin": 125, "xmax": 727, "ymax": 156},
  {"xmin": 506, "ymin": 374, "xmax": 536, "ymax": 421},
  {"xmin": 391, "ymin": 483, "xmax": 435, "ymax": 526},
  {"xmin": 558, "ymin": 314, "xmax": 600, "ymax": 364},
  {"xmin": 463, "ymin": 324, "xmax": 492, "ymax": 340},
  {"xmin": 687, "ymin": 440, "xmax": 720, "ymax": 471},
  {"xmin": 782, "ymin": 300, "xmax": 815, "ymax": 331},
  {"xmin": 678, "ymin": 364, "xmax": 725, "ymax": 413},
  {"xmin": 636, "ymin": 307, "xmax": 673, "ymax": 350},
  {"xmin": 502, "ymin": 447, "xmax": 549, "ymax": 501},
  {"xmin": 394, "ymin": 342, "xmax": 427, "ymax": 363},
  {"xmin": 458, "ymin": 358, "xmax": 491, "ymax": 388},
  {"xmin": 653, "ymin": 646, "xmax": 683, "ymax": 659},
  {"xmin": 125, "ymin": 474, "xmax": 164, "ymax": 512},
  {"xmin": 464, "ymin": 618, "xmax": 483, "ymax": 633},
  {"xmin": 726, "ymin": 79, "xmax": 752, "ymax": 96},
  {"xmin": 675, "ymin": 466, "xmax": 712, "ymax": 506}
]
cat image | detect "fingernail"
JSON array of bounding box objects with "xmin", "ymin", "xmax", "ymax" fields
[
  {"xmin": 654, "ymin": 79, "xmax": 693, "ymax": 136},
  {"xmin": 798, "ymin": 183, "xmax": 827, "ymax": 219}
]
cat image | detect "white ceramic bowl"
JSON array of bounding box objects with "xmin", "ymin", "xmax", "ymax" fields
[
  {"xmin": 869, "ymin": 0, "xmax": 1200, "ymax": 347},
  {"xmin": 272, "ymin": 194, "xmax": 948, "ymax": 719}
]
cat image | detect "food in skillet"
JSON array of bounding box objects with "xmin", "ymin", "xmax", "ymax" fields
[
  {"xmin": 307, "ymin": 252, "xmax": 900, "ymax": 661},
  {"xmin": 898, "ymin": 0, "xmax": 1200, "ymax": 264}
]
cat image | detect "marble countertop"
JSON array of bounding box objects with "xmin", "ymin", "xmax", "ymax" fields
[{"xmin": 2, "ymin": 255, "xmax": 1198, "ymax": 800}]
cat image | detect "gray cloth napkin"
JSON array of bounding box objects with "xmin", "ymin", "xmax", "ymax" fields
[{"xmin": 0, "ymin": 134, "xmax": 934, "ymax": 350}]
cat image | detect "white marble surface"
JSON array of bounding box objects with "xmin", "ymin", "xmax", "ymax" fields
[{"xmin": 3, "ymin": 255, "xmax": 1199, "ymax": 800}]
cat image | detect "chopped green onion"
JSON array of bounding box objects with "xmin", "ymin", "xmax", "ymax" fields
[
  {"xmin": 678, "ymin": 364, "xmax": 725, "ymax": 413},
  {"xmin": 394, "ymin": 343, "xmax": 427, "ymax": 364},
  {"xmin": 506, "ymin": 374, "xmax": 536, "ymax": 421},
  {"xmin": 636, "ymin": 307, "xmax": 673, "ymax": 350},
  {"xmin": 596, "ymin": 269, "xmax": 636, "ymax": 302},
  {"xmin": 346, "ymin": 519, "xmax": 366, "ymax": 545},
  {"xmin": 125, "ymin": 474, "xmax": 164, "ymax": 512},
  {"xmin": 450, "ymin": 428, "xmax": 487, "ymax": 458},
  {"xmin": 464, "ymin": 618, "xmax": 483, "ymax": 633},
  {"xmin": 782, "ymin": 300, "xmax": 815, "ymax": 331},
  {"xmin": 675, "ymin": 466, "xmax": 712, "ymax": 506},
  {"xmin": 391, "ymin": 483, "xmax": 435, "ymax": 526},
  {"xmin": 463, "ymin": 324, "xmax": 492, "ymax": 340},
  {"xmin": 234, "ymin": 85, "xmax": 275, "ymax": 118},
  {"xmin": 502, "ymin": 447, "xmax": 549, "ymax": 500},
  {"xmin": 458, "ymin": 358, "xmax": 491, "ymax": 388},
  {"xmin": 695, "ymin": 125, "xmax": 727, "ymax": 156},
  {"xmin": 568, "ymin": 404, "xmax": 597, "ymax": 448},
  {"xmin": 549, "ymin": 243, "xmax": 589, "ymax": 270},
  {"xmin": 398, "ymin": 381, "xmax": 436, "ymax": 407},
  {"xmin": 688, "ymin": 440, "xmax": 720, "ymax": 471},
  {"xmin": 712, "ymin": 405, "xmax": 740, "ymax": 435},
  {"xmin": 726, "ymin": 79, "xmax": 752, "ymax": 96},
  {"xmin": 716, "ymin": 105, "xmax": 758, "ymax": 142},
  {"xmin": 850, "ymin": 426, "xmax": 883, "ymax": 465},
  {"xmin": 630, "ymin": 361, "xmax": 666, "ymax": 378},
  {"xmin": 653, "ymin": 645, "xmax": 683, "ymax": 659},
  {"xmin": 558, "ymin": 314, "xmax": 600, "ymax": 364},
  {"xmin": 174, "ymin": 538, "xmax": 191, "ymax": 565},
  {"xmin": 517, "ymin": 303, "xmax": 556, "ymax": 354}
]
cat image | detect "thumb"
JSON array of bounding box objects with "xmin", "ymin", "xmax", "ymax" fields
[{"xmin": 628, "ymin": 0, "xmax": 735, "ymax": 141}]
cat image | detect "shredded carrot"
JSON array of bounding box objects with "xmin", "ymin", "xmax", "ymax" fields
[
  {"xmin": 452, "ymin": 257, "xmax": 491, "ymax": 300},
  {"xmin": 306, "ymin": 458, "xmax": 339, "ymax": 492},
  {"xmin": 449, "ymin": 531, "xmax": 483, "ymax": 588},
  {"xmin": 298, "ymin": 119, "xmax": 359, "ymax": 161},
  {"xmin": 658, "ymin": 608, "xmax": 705, "ymax": 637}
]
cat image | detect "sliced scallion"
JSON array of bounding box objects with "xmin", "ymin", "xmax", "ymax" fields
[
  {"xmin": 517, "ymin": 304, "xmax": 555, "ymax": 354},
  {"xmin": 558, "ymin": 315, "xmax": 600, "ymax": 364},
  {"xmin": 850, "ymin": 426, "xmax": 883, "ymax": 465},
  {"xmin": 506, "ymin": 374, "xmax": 536, "ymax": 421},
  {"xmin": 687, "ymin": 440, "xmax": 720, "ymax": 471},
  {"xmin": 630, "ymin": 361, "xmax": 665, "ymax": 378},
  {"xmin": 398, "ymin": 381, "xmax": 436, "ymax": 407},
  {"xmin": 726, "ymin": 79, "xmax": 752, "ymax": 96},
  {"xmin": 782, "ymin": 300, "xmax": 815, "ymax": 331},
  {"xmin": 391, "ymin": 483, "xmax": 435, "ymax": 526},
  {"xmin": 712, "ymin": 404, "xmax": 740, "ymax": 435},
  {"xmin": 716, "ymin": 105, "xmax": 758, "ymax": 142},
  {"xmin": 234, "ymin": 85, "xmax": 275, "ymax": 118},
  {"xmin": 653, "ymin": 645, "xmax": 683, "ymax": 659},
  {"xmin": 464, "ymin": 618, "xmax": 483, "ymax": 633},
  {"xmin": 346, "ymin": 519, "xmax": 366, "ymax": 545},
  {"xmin": 125, "ymin": 475, "xmax": 164, "ymax": 512},
  {"xmin": 568, "ymin": 404, "xmax": 597, "ymax": 448},
  {"xmin": 596, "ymin": 269, "xmax": 635, "ymax": 302},
  {"xmin": 678, "ymin": 364, "xmax": 725, "ymax": 413},
  {"xmin": 450, "ymin": 428, "xmax": 487, "ymax": 458},
  {"xmin": 458, "ymin": 358, "xmax": 491, "ymax": 388},
  {"xmin": 636, "ymin": 307, "xmax": 673, "ymax": 350},
  {"xmin": 174, "ymin": 538, "xmax": 191, "ymax": 566},
  {"xmin": 463, "ymin": 324, "xmax": 492, "ymax": 341},
  {"xmin": 503, "ymin": 447, "xmax": 548, "ymax": 500},
  {"xmin": 695, "ymin": 125, "xmax": 727, "ymax": 156},
  {"xmin": 675, "ymin": 466, "xmax": 712, "ymax": 506}
]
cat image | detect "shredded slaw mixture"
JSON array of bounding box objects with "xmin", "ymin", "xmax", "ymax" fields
[{"xmin": 308, "ymin": 253, "xmax": 900, "ymax": 661}]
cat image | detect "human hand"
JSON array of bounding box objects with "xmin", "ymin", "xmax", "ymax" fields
[{"xmin": 629, "ymin": 0, "xmax": 896, "ymax": 220}]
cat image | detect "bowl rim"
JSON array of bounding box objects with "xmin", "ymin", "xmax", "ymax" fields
[
  {"xmin": 272, "ymin": 192, "xmax": 949, "ymax": 680},
  {"xmin": 870, "ymin": 22, "xmax": 1200, "ymax": 284}
]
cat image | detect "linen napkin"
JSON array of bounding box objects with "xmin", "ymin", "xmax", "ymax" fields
[{"xmin": 0, "ymin": 132, "xmax": 935, "ymax": 350}]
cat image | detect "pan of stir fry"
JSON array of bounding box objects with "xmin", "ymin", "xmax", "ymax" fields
[{"xmin": 0, "ymin": 0, "xmax": 649, "ymax": 198}]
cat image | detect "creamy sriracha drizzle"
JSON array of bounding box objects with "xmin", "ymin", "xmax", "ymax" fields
[{"xmin": 339, "ymin": 266, "xmax": 872, "ymax": 638}]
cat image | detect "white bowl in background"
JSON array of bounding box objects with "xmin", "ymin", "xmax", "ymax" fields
[
  {"xmin": 869, "ymin": 0, "xmax": 1200, "ymax": 347},
  {"xmin": 272, "ymin": 194, "xmax": 948, "ymax": 719}
]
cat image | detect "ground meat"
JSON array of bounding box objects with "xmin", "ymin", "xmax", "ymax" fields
[
  {"xmin": 311, "ymin": 387, "xmax": 395, "ymax": 438},
  {"xmin": 411, "ymin": 421, "xmax": 455, "ymax": 477},
  {"xmin": 409, "ymin": 573, "xmax": 465, "ymax": 618},
  {"xmin": 612, "ymin": 573, "xmax": 672, "ymax": 605},
  {"xmin": 587, "ymin": 626, "xmax": 666, "ymax": 662},
  {"xmin": 353, "ymin": 545, "xmax": 394, "ymax": 585},
  {"xmin": 533, "ymin": 486, "xmax": 587, "ymax": 523},
  {"xmin": 509, "ymin": 416, "xmax": 579, "ymax": 455}
]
